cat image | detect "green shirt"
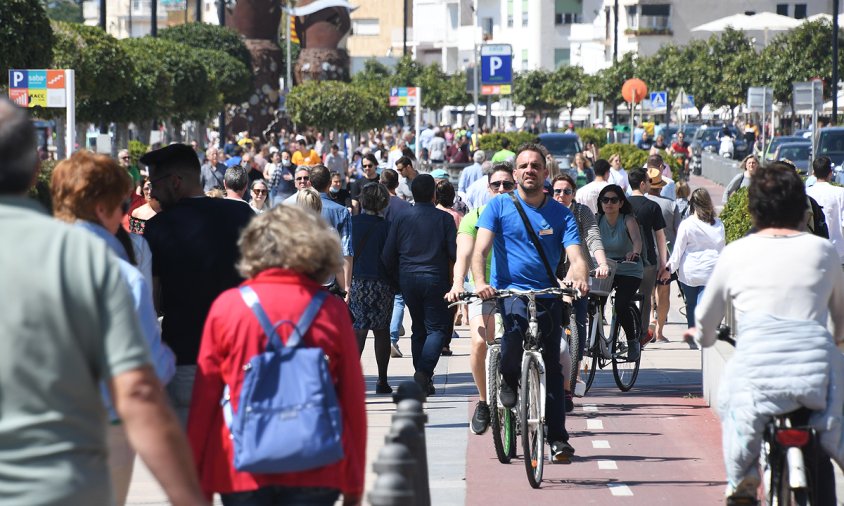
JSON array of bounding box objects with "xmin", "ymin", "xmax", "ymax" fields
[
  {"xmin": 0, "ymin": 197, "xmax": 150, "ymax": 504},
  {"xmin": 458, "ymin": 205, "xmax": 492, "ymax": 283},
  {"xmin": 490, "ymin": 149, "xmax": 515, "ymax": 163},
  {"xmin": 127, "ymin": 164, "xmax": 141, "ymax": 187}
]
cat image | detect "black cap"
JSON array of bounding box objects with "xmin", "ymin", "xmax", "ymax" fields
[{"xmin": 140, "ymin": 143, "xmax": 200, "ymax": 174}]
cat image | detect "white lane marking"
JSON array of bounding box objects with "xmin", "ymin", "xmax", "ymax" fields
[
  {"xmin": 587, "ymin": 419, "xmax": 604, "ymax": 430},
  {"xmin": 583, "ymin": 405, "xmax": 599, "ymax": 412},
  {"xmin": 592, "ymin": 440, "xmax": 611, "ymax": 449},
  {"xmin": 598, "ymin": 460, "xmax": 618, "ymax": 470},
  {"xmin": 608, "ymin": 483, "xmax": 634, "ymax": 496}
]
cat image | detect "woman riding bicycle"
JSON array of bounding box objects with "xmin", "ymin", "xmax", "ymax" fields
[
  {"xmin": 690, "ymin": 162, "xmax": 844, "ymax": 505},
  {"xmin": 596, "ymin": 184, "xmax": 644, "ymax": 361}
]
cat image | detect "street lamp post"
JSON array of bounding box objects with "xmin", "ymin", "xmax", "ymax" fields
[
  {"xmin": 834, "ymin": 1, "xmax": 839, "ymax": 125},
  {"xmin": 218, "ymin": 0, "xmax": 226, "ymax": 148},
  {"xmin": 151, "ymin": 0, "xmax": 157, "ymax": 36},
  {"xmin": 612, "ymin": 0, "xmax": 619, "ymax": 128},
  {"xmin": 99, "ymin": 0, "xmax": 106, "ymax": 29}
]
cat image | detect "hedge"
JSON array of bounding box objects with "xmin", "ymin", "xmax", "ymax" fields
[
  {"xmin": 574, "ymin": 127, "xmax": 608, "ymax": 149},
  {"xmin": 478, "ymin": 132, "xmax": 537, "ymax": 152},
  {"xmin": 29, "ymin": 158, "xmax": 57, "ymax": 213},
  {"xmin": 720, "ymin": 187, "xmax": 752, "ymax": 243}
]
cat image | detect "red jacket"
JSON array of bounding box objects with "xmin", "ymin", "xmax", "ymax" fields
[{"xmin": 187, "ymin": 268, "xmax": 366, "ymax": 500}]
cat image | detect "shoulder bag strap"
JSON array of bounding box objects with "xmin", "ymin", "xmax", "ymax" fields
[
  {"xmin": 508, "ymin": 193, "xmax": 557, "ymax": 287},
  {"xmin": 286, "ymin": 291, "xmax": 328, "ymax": 348}
]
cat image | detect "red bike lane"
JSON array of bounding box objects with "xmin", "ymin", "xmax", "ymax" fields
[{"xmin": 465, "ymin": 347, "xmax": 727, "ymax": 505}]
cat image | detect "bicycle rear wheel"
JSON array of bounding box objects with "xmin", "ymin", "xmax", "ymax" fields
[
  {"xmin": 566, "ymin": 309, "xmax": 580, "ymax": 394},
  {"xmin": 520, "ymin": 354, "xmax": 544, "ymax": 489},
  {"xmin": 612, "ymin": 304, "xmax": 641, "ymax": 392},
  {"xmin": 488, "ymin": 346, "xmax": 516, "ymax": 464},
  {"xmin": 584, "ymin": 346, "xmax": 598, "ymax": 395}
]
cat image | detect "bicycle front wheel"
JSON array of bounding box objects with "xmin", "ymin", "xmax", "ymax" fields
[
  {"xmin": 612, "ymin": 304, "xmax": 641, "ymax": 392},
  {"xmin": 488, "ymin": 346, "xmax": 516, "ymax": 464},
  {"xmin": 566, "ymin": 309, "xmax": 580, "ymax": 394},
  {"xmin": 521, "ymin": 354, "xmax": 544, "ymax": 489}
]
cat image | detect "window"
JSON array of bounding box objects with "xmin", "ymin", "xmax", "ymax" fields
[
  {"xmin": 776, "ymin": 4, "xmax": 789, "ymax": 16},
  {"xmin": 521, "ymin": 49, "xmax": 528, "ymax": 70},
  {"xmin": 640, "ymin": 4, "xmax": 670, "ymax": 30},
  {"xmin": 482, "ymin": 17, "xmax": 494, "ymax": 37},
  {"xmin": 352, "ymin": 18, "xmax": 380, "ymax": 36},
  {"xmin": 555, "ymin": 0, "xmax": 582, "ymax": 25},
  {"xmin": 522, "ymin": 0, "xmax": 528, "ymax": 25},
  {"xmin": 794, "ymin": 4, "xmax": 807, "ymax": 19},
  {"xmin": 554, "ymin": 48, "xmax": 571, "ymax": 68},
  {"xmin": 626, "ymin": 5, "xmax": 638, "ymax": 30},
  {"xmin": 507, "ymin": 0, "xmax": 514, "ymax": 27},
  {"xmin": 448, "ymin": 4, "xmax": 458, "ymax": 31}
]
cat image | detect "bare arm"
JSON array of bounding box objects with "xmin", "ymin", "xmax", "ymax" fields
[
  {"xmin": 624, "ymin": 215, "xmax": 643, "ymax": 260},
  {"xmin": 563, "ymin": 243, "xmax": 589, "ymax": 294},
  {"xmin": 342, "ymin": 256, "xmax": 353, "ymax": 302},
  {"xmin": 654, "ymin": 228, "xmax": 669, "ymax": 281},
  {"xmin": 112, "ymin": 366, "xmax": 207, "ymax": 506},
  {"xmin": 446, "ymin": 233, "xmax": 475, "ymax": 302},
  {"xmin": 471, "ymin": 228, "xmax": 496, "ymax": 299}
]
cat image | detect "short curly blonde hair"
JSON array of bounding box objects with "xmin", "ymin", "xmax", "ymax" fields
[{"xmin": 237, "ymin": 204, "xmax": 341, "ymax": 282}]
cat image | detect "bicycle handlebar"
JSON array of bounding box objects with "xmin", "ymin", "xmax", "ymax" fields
[
  {"xmin": 717, "ymin": 325, "xmax": 735, "ymax": 347},
  {"xmin": 447, "ymin": 286, "xmax": 581, "ymax": 308}
]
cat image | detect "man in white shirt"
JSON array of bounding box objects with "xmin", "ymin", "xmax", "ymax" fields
[
  {"xmin": 574, "ymin": 158, "xmax": 610, "ymax": 214},
  {"xmin": 807, "ymin": 157, "xmax": 844, "ymax": 266}
]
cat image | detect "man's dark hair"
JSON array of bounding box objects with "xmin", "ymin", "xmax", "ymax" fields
[
  {"xmin": 628, "ymin": 167, "xmax": 648, "ymax": 190},
  {"xmin": 224, "ymin": 166, "xmax": 247, "ymax": 192},
  {"xmin": 0, "ymin": 98, "xmax": 38, "ymax": 194},
  {"xmin": 552, "ymin": 173, "xmax": 576, "ymax": 189},
  {"xmin": 813, "ymin": 156, "xmax": 833, "ymax": 179},
  {"xmin": 359, "ymin": 182, "xmax": 389, "ymax": 213},
  {"xmin": 500, "ymin": 138, "xmax": 510, "ymax": 149},
  {"xmin": 749, "ymin": 162, "xmax": 807, "ymax": 230},
  {"xmin": 593, "ymin": 159, "xmax": 610, "ymax": 177},
  {"xmin": 646, "ymin": 154, "xmax": 663, "ymax": 168},
  {"xmin": 363, "ymin": 153, "xmax": 378, "ymax": 167},
  {"xmin": 514, "ymin": 143, "xmax": 547, "ymax": 169},
  {"xmin": 436, "ymin": 180, "xmax": 456, "ymax": 207},
  {"xmin": 139, "ymin": 143, "xmax": 201, "ymax": 177},
  {"xmin": 331, "ymin": 144, "xmax": 339, "ymax": 150},
  {"xmin": 411, "ymin": 173, "xmax": 436, "ymax": 203},
  {"xmin": 488, "ymin": 161, "xmax": 514, "ymax": 181},
  {"xmin": 395, "ymin": 156, "xmax": 413, "ymax": 168},
  {"xmin": 380, "ymin": 168, "xmax": 400, "ymax": 190},
  {"xmin": 233, "ymin": 146, "xmax": 244, "ymax": 157},
  {"xmin": 309, "ymin": 164, "xmax": 331, "ymax": 191}
]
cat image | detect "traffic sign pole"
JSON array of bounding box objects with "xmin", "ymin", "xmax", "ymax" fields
[
  {"xmin": 415, "ymin": 87, "xmax": 421, "ymax": 162},
  {"xmin": 65, "ymin": 69, "xmax": 75, "ymax": 158}
]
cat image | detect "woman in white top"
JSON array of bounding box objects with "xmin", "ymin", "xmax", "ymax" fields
[
  {"xmin": 667, "ymin": 188, "xmax": 724, "ymax": 336},
  {"xmin": 607, "ymin": 153, "xmax": 629, "ymax": 193},
  {"xmin": 689, "ymin": 163, "xmax": 844, "ymax": 503}
]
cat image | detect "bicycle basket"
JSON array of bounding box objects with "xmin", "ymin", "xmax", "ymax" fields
[{"xmin": 588, "ymin": 258, "xmax": 617, "ymax": 296}]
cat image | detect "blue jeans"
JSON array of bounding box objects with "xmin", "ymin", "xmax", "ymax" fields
[
  {"xmin": 679, "ymin": 282, "xmax": 705, "ymax": 328},
  {"xmin": 221, "ymin": 486, "xmax": 339, "ymax": 506},
  {"xmin": 399, "ymin": 272, "xmax": 450, "ymax": 378},
  {"xmin": 498, "ymin": 296, "xmax": 568, "ymax": 443},
  {"xmin": 389, "ymin": 293, "xmax": 405, "ymax": 344}
]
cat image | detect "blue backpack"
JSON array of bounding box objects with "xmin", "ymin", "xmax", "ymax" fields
[{"xmin": 220, "ymin": 286, "xmax": 344, "ymax": 474}]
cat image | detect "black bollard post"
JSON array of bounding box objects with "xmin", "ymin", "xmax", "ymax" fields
[
  {"xmin": 386, "ymin": 418, "xmax": 430, "ymax": 506},
  {"xmin": 371, "ymin": 442, "xmax": 417, "ymax": 504},
  {"xmin": 393, "ymin": 398, "xmax": 429, "ymax": 495},
  {"xmin": 367, "ymin": 471, "xmax": 415, "ymax": 506},
  {"xmin": 393, "ymin": 379, "xmax": 425, "ymax": 404}
]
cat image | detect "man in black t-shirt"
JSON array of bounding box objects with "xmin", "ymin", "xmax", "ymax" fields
[
  {"xmin": 350, "ymin": 153, "xmax": 380, "ymax": 214},
  {"xmin": 142, "ymin": 143, "xmax": 255, "ymax": 425},
  {"xmin": 627, "ymin": 168, "xmax": 670, "ymax": 345}
]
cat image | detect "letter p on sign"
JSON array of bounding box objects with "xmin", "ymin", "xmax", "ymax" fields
[
  {"xmin": 490, "ymin": 57, "xmax": 503, "ymax": 76},
  {"xmin": 10, "ymin": 70, "xmax": 27, "ymax": 89}
]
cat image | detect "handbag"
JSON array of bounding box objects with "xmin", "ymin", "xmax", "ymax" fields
[{"xmin": 220, "ymin": 286, "xmax": 344, "ymax": 474}]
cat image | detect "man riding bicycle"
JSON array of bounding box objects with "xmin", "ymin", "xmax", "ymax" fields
[
  {"xmin": 669, "ymin": 132, "xmax": 691, "ymax": 176},
  {"xmin": 472, "ymin": 143, "xmax": 590, "ymax": 463}
]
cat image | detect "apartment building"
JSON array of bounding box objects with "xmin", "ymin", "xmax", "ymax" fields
[
  {"xmin": 346, "ymin": 0, "xmax": 410, "ymax": 73},
  {"xmin": 81, "ymin": 0, "xmax": 216, "ymax": 38}
]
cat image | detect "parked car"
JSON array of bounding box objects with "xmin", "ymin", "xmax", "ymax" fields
[
  {"xmin": 764, "ymin": 135, "xmax": 806, "ymax": 161},
  {"xmin": 538, "ymin": 133, "xmax": 582, "ymax": 170},
  {"xmin": 670, "ymin": 124, "xmax": 702, "ymax": 143},
  {"xmin": 772, "ymin": 142, "xmax": 812, "ymax": 174},
  {"xmin": 690, "ymin": 126, "xmax": 748, "ymax": 171},
  {"xmin": 816, "ymin": 127, "xmax": 844, "ymax": 169}
]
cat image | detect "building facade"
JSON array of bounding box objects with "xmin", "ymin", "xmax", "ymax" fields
[
  {"xmin": 346, "ymin": 0, "xmax": 410, "ymax": 73},
  {"xmin": 82, "ymin": 0, "xmax": 217, "ymax": 38}
]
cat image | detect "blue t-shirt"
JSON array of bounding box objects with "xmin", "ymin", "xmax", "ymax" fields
[{"xmin": 477, "ymin": 192, "xmax": 580, "ymax": 291}]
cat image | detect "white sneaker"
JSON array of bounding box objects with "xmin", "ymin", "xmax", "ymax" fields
[{"xmin": 390, "ymin": 342, "xmax": 403, "ymax": 358}]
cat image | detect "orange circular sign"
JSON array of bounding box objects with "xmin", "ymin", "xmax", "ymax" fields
[{"xmin": 622, "ymin": 78, "xmax": 648, "ymax": 104}]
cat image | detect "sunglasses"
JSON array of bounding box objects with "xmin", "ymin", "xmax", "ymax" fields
[
  {"xmin": 120, "ymin": 156, "xmax": 130, "ymax": 161},
  {"xmin": 295, "ymin": 176, "xmax": 310, "ymax": 181},
  {"xmin": 252, "ymin": 189, "xmax": 268, "ymax": 195},
  {"xmin": 553, "ymin": 188, "xmax": 574, "ymax": 196},
  {"xmin": 362, "ymin": 164, "xmax": 375, "ymax": 168},
  {"xmin": 600, "ymin": 196, "xmax": 620, "ymax": 204},
  {"xmin": 489, "ymin": 180, "xmax": 515, "ymax": 190}
]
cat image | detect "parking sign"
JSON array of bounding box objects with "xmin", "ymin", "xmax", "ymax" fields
[{"xmin": 481, "ymin": 44, "xmax": 512, "ymax": 87}]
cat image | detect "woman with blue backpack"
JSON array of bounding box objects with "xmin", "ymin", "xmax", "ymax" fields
[{"xmin": 187, "ymin": 205, "xmax": 366, "ymax": 506}]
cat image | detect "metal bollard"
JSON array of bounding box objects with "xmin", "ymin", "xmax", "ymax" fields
[
  {"xmin": 386, "ymin": 418, "xmax": 430, "ymax": 506},
  {"xmin": 393, "ymin": 398, "xmax": 429, "ymax": 494},
  {"xmin": 368, "ymin": 471, "xmax": 415, "ymax": 506},
  {"xmin": 371, "ymin": 442, "xmax": 417, "ymax": 505},
  {"xmin": 393, "ymin": 380, "xmax": 425, "ymax": 404}
]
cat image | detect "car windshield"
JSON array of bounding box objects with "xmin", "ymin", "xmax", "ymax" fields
[
  {"xmin": 540, "ymin": 137, "xmax": 582, "ymax": 156},
  {"xmin": 818, "ymin": 132, "xmax": 844, "ymax": 154},
  {"xmin": 777, "ymin": 145, "xmax": 810, "ymax": 161},
  {"xmin": 697, "ymin": 129, "xmax": 719, "ymax": 142}
]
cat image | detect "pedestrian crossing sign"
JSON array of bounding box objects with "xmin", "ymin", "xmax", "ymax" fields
[{"xmin": 650, "ymin": 91, "xmax": 667, "ymax": 108}]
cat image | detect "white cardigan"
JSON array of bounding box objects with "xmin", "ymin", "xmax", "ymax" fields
[{"xmin": 666, "ymin": 215, "xmax": 725, "ymax": 287}]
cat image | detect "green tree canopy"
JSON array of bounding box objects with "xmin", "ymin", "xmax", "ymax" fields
[
  {"xmin": 513, "ymin": 69, "xmax": 553, "ymax": 114},
  {"xmin": 705, "ymin": 28, "xmax": 760, "ymax": 115},
  {"xmin": 43, "ymin": 0, "xmax": 82, "ymax": 22},
  {"xmin": 109, "ymin": 37, "xmax": 174, "ymax": 124},
  {"xmin": 0, "ymin": 0, "xmax": 54, "ymax": 86},
  {"xmin": 542, "ymin": 65, "xmax": 589, "ymax": 118},
  {"xmin": 51, "ymin": 21, "xmax": 133, "ymax": 122},
  {"xmin": 287, "ymin": 80, "xmax": 391, "ymax": 132},
  {"xmin": 593, "ymin": 52, "xmax": 637, "ymax": 105},
  {"xmin": 159, "ymin": 23, "xmax": 252, "ymax": 70}
]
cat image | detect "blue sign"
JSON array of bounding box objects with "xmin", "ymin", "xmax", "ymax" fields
[
  {"xmin": 650, "ymin": 91, "xmax": 667, "ymax": 108},
  {"xmin": 481, "ymin": 44, "xmax": 512, "ymax": 85},
  {"xmin": 9, "ymin": 70, "xmax": 28, "ymax": 89}
]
